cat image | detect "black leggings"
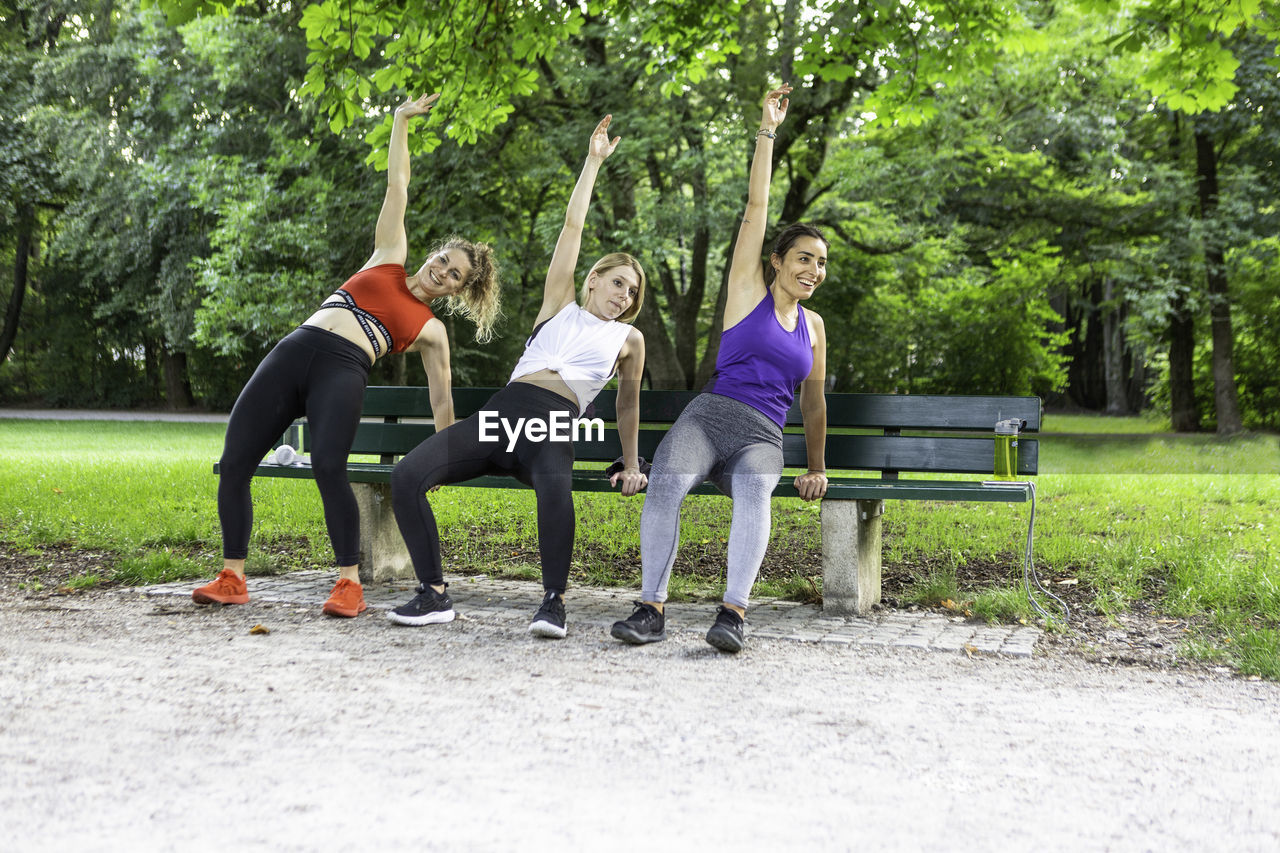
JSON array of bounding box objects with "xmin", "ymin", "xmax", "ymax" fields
[
  {"xmin": 218, "ymin": 326, "xmax": 371, "ymax": 565},
  {"xmin": 391, "ymin": 382, "xmax": 578, "ymax": 593}
]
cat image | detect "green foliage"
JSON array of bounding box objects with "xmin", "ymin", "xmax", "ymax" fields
[
  {"xmin": 144, "ymin": 0, "xmax": 229, "ymax": 27},
  {"xmin": 7, "ymin": 0, "xmax": 1280, "ymax": 427},
  {"xmin": 1229, "ymin": 236, "xmax": 1280, "ymax": 428},
  {"xmin": 65, "ymin": 572, "xmax": 106, "ymax": 590},
  {"xmin": 295, "ymin": 0, "xmax": 584, "ymax": 153},
  {"xmin": 1230, "ymin": 627, "xmax": 1280, "ymax": 680},
  {"xmin": 912, "ymin": 241, "xmax": 1070, "ymax": 396},
  {"xmin": 970, "ymin": 587, "xmax": 1034, "ymax": 624},
  {"xmin": 112, "ymin": 550, "xmax": 207, "ymax": 586},
  {"xmin": 905, "ymin": 568, "xmax": 961, "ymax": 607},
  {"xmin": 189, "ymin": 145, "xmax": 366, "ymax": 355},
  {"xmin": 1091, "ymin": 0, "xmax": 1280, "ymax": 113}
]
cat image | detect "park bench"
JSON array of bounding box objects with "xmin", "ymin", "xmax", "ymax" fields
[{"xmin": 219, "ymin": 386, "xmax": 1040, "ymax": 616}]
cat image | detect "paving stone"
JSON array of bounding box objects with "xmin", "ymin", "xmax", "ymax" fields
[{"xmin": 931, "ymin": 627, "xmax": 977, "ymax": 652}]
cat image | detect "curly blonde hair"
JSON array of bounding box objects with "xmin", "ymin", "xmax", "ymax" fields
[
  {"xmin": 435, "ymin": 237, "xmax": 502, "ymax": 343},
  {"xmin": 579, "ymin": 252, "xmax": 646, "ymax": 324}
]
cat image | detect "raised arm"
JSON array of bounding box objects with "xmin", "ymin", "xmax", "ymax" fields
[
  {"xmin": 794, "ymin": 311, "xmax": 829, "ymax": 501},
  {"xmin": 609, "ymin": 327, "xmax": 648, "ymax": 497},
  {"xmin": 362, "ymin": 92, "xmax": 440, "ymax": 271},
  {"xmin": 723, "ymin": 84, "xmax": 792, "ymax": 327},
  {"xmin": 535, "ymin": 115, "xmax": 620, "ymax": 326}
]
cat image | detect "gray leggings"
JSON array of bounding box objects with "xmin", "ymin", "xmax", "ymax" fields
[{"xmin": 640, "ymin": 393, "xmax": 784, "ymax": 609}]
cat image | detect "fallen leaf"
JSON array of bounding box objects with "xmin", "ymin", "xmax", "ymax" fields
[
  {"xmin": 1054, "ymin": 578, "xmax": 1079, "ymax": 585},
  {"xmin": 941, "ymin": 599, "xmax": 959, "ymax": 611},
  {"xmin": 963, "ymin": 644, "xmax": 978, "ymax": 658},
  {"xmin": 52, "ymin": 487, "xmax": 63, "ymax": 494},
  {"xmin": 249, "ymin": 624, "xmax": 270, "ymax": 635}
]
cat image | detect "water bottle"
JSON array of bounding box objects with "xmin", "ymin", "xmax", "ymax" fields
[{"xmin": 994, "ymin": 418, "xmax": 1025, "ymax": 481}]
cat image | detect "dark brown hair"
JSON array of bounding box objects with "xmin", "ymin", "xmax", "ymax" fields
[{"xmin": 764, "ymin": 223, "xmax": 829, "ymax": 285}]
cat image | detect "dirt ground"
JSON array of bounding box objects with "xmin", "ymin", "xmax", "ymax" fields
[{"xmin": 2, "ymin": 549, "xmax": 1279, "ymax": 851}]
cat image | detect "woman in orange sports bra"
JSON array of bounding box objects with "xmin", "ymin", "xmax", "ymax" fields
[{"xmin": 192, "ymin": 92, "xmax": 501, "ymax": 619}]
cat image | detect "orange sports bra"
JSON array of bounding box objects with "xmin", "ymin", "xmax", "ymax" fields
[{"xmin": 325, "ymin": 264, "xmax": 435, "ymax": 356}]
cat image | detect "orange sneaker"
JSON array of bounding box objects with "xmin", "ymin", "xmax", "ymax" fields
[
  {"xmin": 322, "ymin": 578, "xmax": 367, "ymax": 618},
  {"xmin": 192, "ymin": 569, "xmax": 249, "ymax": 605}
]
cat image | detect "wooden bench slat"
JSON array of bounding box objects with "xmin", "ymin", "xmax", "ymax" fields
[
  {"xmin": 359, "ymin": 386, "xmax": 1042, "ymax": 432},
  {"xmin": 226, "ymin": 463, "xmax": 1033, "ymax": 504},
  {"xmin": 811, "ymin": 393, "xmax": 1041, "ymax": 431},
  {"xmin": 332, "ymin": 425, "xmax": 1038, "ymax": 476},
  {"xmin": 812, "ymin": 434, "xmax": 1038, "ymax": 475}
]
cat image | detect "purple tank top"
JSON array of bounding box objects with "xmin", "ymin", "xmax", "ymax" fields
[{"xmin": 706, "ymin": 289, "xmax": 813, "ymax": 428}]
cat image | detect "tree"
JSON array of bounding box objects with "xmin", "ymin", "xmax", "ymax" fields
[
  {"xmin": 1089, "ymin": 0, "xmax": 1280, "ymax": 432},
  {"xmin": 155, "ymin": 0, "xmax": 1048, "ymax": 389},
  {"xmin": 0, "ymin": 0, "xmax": 67, "ymax": 369},
  {"xmin": 18, "ymin": 0, "xmax": 1273, "ymax": 420}
]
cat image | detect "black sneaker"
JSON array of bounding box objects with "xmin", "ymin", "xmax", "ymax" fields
[
  {"xmin": 705, "ymin": 605, "xmax": 745, "ymax": 653},
  {"xmin": 610, "ymin": 601, "xmax": 667, "ymax": 645},
  {"xmin": 529, "ymin": 590, "xmax": 567, "ymax": 639},
  {"xmin": 387, "ymin": 584, "xmax": 455, "ymax": 626}
]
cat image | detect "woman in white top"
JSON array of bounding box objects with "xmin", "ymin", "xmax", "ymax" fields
[{"xmin": 388, "ymin": 115, "xmax": 647, "ymax": 638}]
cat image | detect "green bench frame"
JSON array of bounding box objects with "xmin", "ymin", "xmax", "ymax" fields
[{"xmin": 223, "ymin": 385, "xmax": 1040, "ymax": 615}]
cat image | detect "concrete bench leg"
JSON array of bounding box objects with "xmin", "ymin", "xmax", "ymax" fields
[
  {"xmin": 352, "ymin": 483, "xmax": 414, "ymax": 584},
  {"xmin": 821, "ymin": 499, "xmax": 884, "ymax": 616}
]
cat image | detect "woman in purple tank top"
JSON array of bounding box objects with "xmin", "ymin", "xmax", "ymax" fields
[{"xmin": 611, "ymin": 83, "xmax": 830, "ymax": 653}]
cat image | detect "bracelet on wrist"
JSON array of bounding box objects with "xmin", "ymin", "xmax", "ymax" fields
[{"xmin": 756, "ymin": 128, "xmax": 777, "ymax": 139}]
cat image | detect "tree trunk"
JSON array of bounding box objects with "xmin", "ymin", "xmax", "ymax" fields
[
  {"xmin": 1166, "ymin": 114, "xmax": 1199, "ymax": 432},
  {"xmin": 1167, "ymin": 294, "xmax": 1200, "ymax": 432},
  {"xmin": 1102, "ymin": 277, "xmax": 1130, "ymax": 415},
  {"xmin": 0, "ymin": 204, "xmax": 33, "ymax": 365},
  {"xmin": 163, "ymin": 348, "xmax": 194, "ymax": 409},
  {"xmin": 633, "ymin": 306, "xmax": 684, "ymax": 390},
  {"xmin": 1193, "ymin": 126, "xmax": 1243, "ymax": 434},
  {"xmin": 1125, "ymin": 342, "xmax": 1150, "ymax": 413},
  {"xmin": 1062, "ymin": 280, "xmax": 1105, "ymax": 410}
]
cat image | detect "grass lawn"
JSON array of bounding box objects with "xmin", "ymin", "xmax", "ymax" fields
[{"xmin": 1, "ymin": 416, "xmax": 1277, "ymax": 677}]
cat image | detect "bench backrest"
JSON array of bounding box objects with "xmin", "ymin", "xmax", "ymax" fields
[{"xmin": 292, "ymin": 386, "xmax": 1039, "ymax": 479}]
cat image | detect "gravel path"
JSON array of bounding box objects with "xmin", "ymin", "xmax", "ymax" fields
[{"xmin": 2, "ymin": 582, "xmax": 1278, "ymax": 852}]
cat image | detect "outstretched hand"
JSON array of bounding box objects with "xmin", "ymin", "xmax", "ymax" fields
[
  {"xmin": 761, "ymin": 84, "xmax": 792, "ymax": 132},
  {"xmin": 587, "ymin": 114, "xmax": 621, "ymax": 162},
  {"xmin": 396, "ymin": 92, "xmax": 440, "ymax": 118}
]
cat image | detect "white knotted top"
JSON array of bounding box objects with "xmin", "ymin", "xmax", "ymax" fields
[{"xmin": 509, "ymin": 303, "xmax": 633, "ymax": 413}]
